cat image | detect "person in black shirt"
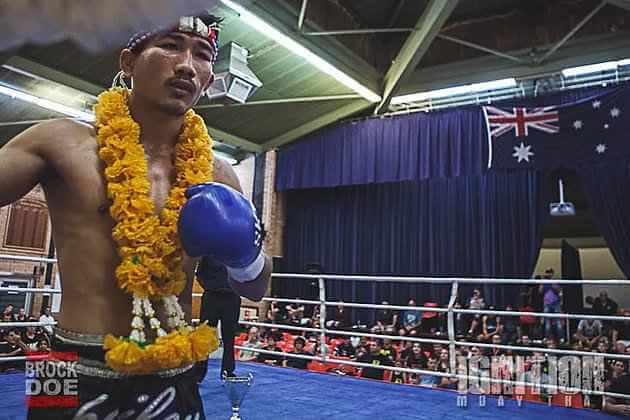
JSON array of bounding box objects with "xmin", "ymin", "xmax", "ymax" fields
[
  {"xmin": 256, "ymin": 335, "xmax": 284, "ymax": 366},
  {"xmin": 334, "ymin": 337, "xmax": 356, "ymax": 358},
  {"xmin": 195, "ymin": 256, "xmax": 241, "ymax": 381},
  {"xmin": 361, "ymin": 340, "xmax": 394, "ymax": 380},
  {"xmin": 372, "ymin": 302, "xmax": 398, "ymax": 334},
  {"xmin": 326, "ymin": 304, "xmax": 351, "ymax": 331},
  {"xmin": 0, "ymin": 328, "xmax": 28, "ymax": 372},
  {"xmin": 390, "ymin": 360, "xmax": 407, "ymax": 384},
  {"xmin": 381, "ymin": 338, "xmax": 397, "ymax": 361},
  {"xmin": 604, "ymin": 373, "xmax": 630, "ymax": 415},
  {"xmin": 594, "ymin": 291, "xmax": 619, "ymax": 338},
  {"xmin": 284, "ymin": 336, "xmax": 311, "ymax": 369},
  {"xmin": 594, "ymin": 291, "xmax": 618, "ymax": 316},
  {"xmin": 405, "ymin": 343, "xmax": 428, "ymax": 370}
]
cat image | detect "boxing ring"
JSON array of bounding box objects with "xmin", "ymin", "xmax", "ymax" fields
[{"xmin": 1, "ymin": 253, "xmax": 629, "ymax": 419}]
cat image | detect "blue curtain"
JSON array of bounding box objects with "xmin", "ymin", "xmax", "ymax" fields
[
  {"xmin": 577, "ymin": 158, "xmax": 630, "ymax": 278},
  {"xmin": 276, "ymin": 170, "xmax": 550, "ymax": 319},
  {"xmin": 276, "ymin": 108, "xmax": 489, "ymax": 191}
]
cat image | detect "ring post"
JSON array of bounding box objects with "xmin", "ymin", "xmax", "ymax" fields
[
  {"xmin": 318, "ymin": 276, "xmax": 327, "ymax": 361},
  {"xmin": 447, "ymin": 281, "xmax": 459, "ymax": 375}
]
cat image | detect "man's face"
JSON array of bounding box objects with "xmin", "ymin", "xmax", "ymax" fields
[
  {"xmin": 125, "ymin": 32, "xmax": 215, "ymax": 116},
  {"xmin": 614, "ymin": 361, "xmax": 625, "ymax": 374}
]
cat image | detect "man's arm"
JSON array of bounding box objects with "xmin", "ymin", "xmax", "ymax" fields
[
  {"xmin": 179, "ymin": 256, "xmax": 199, "ymax": 321},
  {"xmin": 213, "ymin": 158, "xmax": 272, "ymax": 301},
  {"xmin": 603, "ymin": 395, "xmax": 630, "ymax": 415},
  {"xmin": 0, "ymin": 120, "xmax": 56, "ymax": 206}
]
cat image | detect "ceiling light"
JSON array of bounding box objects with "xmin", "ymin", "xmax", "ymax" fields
[
  {"xmin": 391, "ymin": 78, "xmax": 517, "ymax": 105},
  {"xmin": 220, "ymin": 0, "xmax": 381, "ymax": 103},
  {"xmin": 561, "ymin": 61, "xmax": 618, "ymax": 77},
  {"xmin": 0, "ymin": 84, "xmax": 94, "ymax": 121}
]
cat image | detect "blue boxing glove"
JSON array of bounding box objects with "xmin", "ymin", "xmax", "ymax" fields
[{"xmin": 179, "ymin": 183, "xmax": 265, "ymax": 283}]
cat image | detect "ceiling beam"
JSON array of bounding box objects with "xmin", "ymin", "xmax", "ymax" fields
[
  {"xmin": 399, "ymin": 32, "xmax": 630, "ymax": 96},
  {"xmin": 607, "ymin": 0, "xmax": 630, "ymax": 11},
  {"xmin": 267, "ymin": 0, "xmax": 381, "ymax": 92},
  {"xmin": 536, "ymin": 0, "xmax": 607, "ymax": 64},
  {"xmin": 374, "ymin": 0, "xmax": 460, "ymax": 114},
  {"xmin": 206, "ymin": 125, "xmax": 263, "ymax": 153},
  {"xmin": 4, "ymin": 56, "xmax": 104, "ymax": 97},
  {"xmin": 263, "ymin": 100, "xmax": 370, "ymax": 149}
]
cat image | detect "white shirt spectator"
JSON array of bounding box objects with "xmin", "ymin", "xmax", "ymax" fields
[{"xmin": 39, "ymin": 313, "xmax": 55, "ymax": 335}]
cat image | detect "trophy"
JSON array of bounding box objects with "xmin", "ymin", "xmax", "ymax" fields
[{"xmin": 221, "ymin": 371, "xmax": 254, "ymax": 420}]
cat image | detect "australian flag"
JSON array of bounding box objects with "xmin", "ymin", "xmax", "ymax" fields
[{"xmin": 484, "ymin": 87, "xmax": 630, "ymax": 169}]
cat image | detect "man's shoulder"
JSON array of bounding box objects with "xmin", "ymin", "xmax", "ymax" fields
[
  {"xmin": 28, "ymin": 118, "xmax": 96, "ymax": 152},
  {"xmin": 212, "ymin": 157, "xmax": 242, "ymax": 192},
  {"xmin": 32, "ymin": 118, "xmax": 94, "ymax": 138}
]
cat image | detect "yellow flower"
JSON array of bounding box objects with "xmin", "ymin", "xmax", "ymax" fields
[
  {"xmin": 189, "ymin": 323, "xmax": 219, "ymax": 361},
  {"xmin": 96, "ymin": 87, "xmax": 214, "ymax": 373},
  {"xmin": 103, "ymin": 336, "xmax": 146, "ymax": 373}
]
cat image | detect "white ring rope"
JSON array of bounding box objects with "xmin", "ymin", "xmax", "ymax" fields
[
  {"xmin": 239, "ymin": 320, "xmax": 451, "ymax": 346},
  {"xmin": 0, "ymin": 321, "xmax": 56, "ymax": 328},
  {"xmin": 0, "ymin": 254, "xmax": 57, "ymax": 264},
  {"xmin": 0, "ymin": 287, "xmax": 62, "ymax": 295},
  {"xmin": 239, "ymin": 319, "xmax": 630, "ymax": 360}
]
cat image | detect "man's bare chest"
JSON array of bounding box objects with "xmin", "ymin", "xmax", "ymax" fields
[{"xmin": 46, "ymin": 141, "xmax": 176, "ymax": 216}]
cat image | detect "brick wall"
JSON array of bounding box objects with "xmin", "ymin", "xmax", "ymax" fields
[{"xmin": 262, "ymin": 150, "xmax": 284, "ymax": 258}]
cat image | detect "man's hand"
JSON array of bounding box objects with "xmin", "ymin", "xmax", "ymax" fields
[{"xmin": 179, "ymin": 183, "xmax": 265, "ymax": 283}]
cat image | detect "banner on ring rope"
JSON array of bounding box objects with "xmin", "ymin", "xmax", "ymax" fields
[
  {"xmin": 25, "ymin": 351, "xmax": 79, "ymax": 409},
  {"xmin": 485, "ymin": 86, "xmax": 630, "ymax": 169},
  {"xmin": 455, "ymin": 354, "xmax": 605, "ymax": 408}
]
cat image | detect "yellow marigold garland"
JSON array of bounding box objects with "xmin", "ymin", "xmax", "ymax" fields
[{"xmin": 94, "ymin": 88, "xmax": 219, "ymax": 373}]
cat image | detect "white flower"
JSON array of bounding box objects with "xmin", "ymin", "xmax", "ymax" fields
[
  {"xmin": 130, "ymin": 329, "xmax": 142, "ymax": 342},
  {"xmin": 149, "ymin": 317, "xmax": 161, "ymax": 329},
  {"xmin": 157, "ymin": 328, "xmax": 167, "ymax": 337},
  {"xmin": 131, "ymin": 316, "xmax": 144, "ymax": 329},
  {"xmin": 143, "ymin": 299, "xmax": 156, "ymax": 317},
  {"xmin": 132, "ymin": 297, "xmax": 144, "ymax": 316}
]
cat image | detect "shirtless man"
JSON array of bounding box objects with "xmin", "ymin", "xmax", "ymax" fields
[{"xmin": 0, "ymin": 13, "xmax": 271, "ymax": 419}]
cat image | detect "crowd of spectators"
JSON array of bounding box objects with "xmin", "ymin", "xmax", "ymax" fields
[
  {"xmin": 0, "ymin": 304, "xmax": 53, "ymax": 373},
  {"xmin": 235, "ymin": 269, "xmax": 630, "ymax": 411}
]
